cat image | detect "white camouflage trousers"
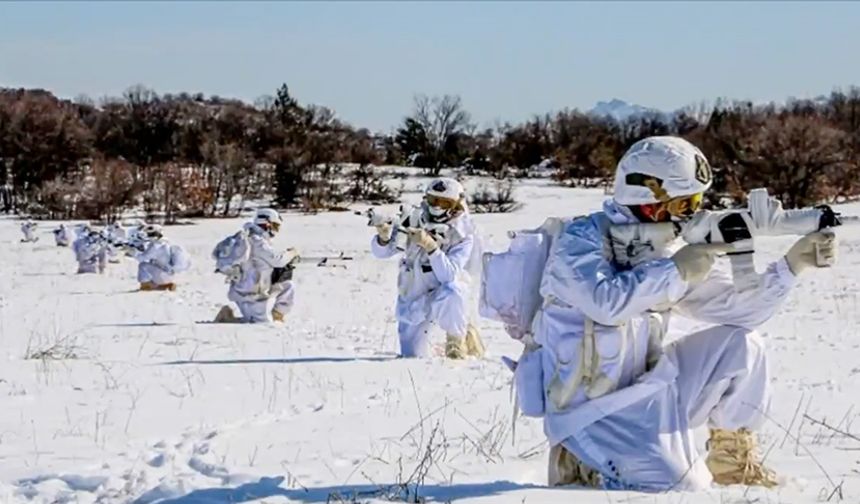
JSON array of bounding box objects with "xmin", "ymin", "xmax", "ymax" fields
[
  {"xmin": 556, "ymin": 325, "xmax": 769, "ymax": 491},
  {"xmin": 397, "ymin": 284, "xmax": 469, "ymax": 357},
  {"xmin": 138, "ymin": 262, "xmax": 174, "ymax": 286},
  {"xmin": 231, "ymin": 281, "xmax": 296, "ymax": 323}
]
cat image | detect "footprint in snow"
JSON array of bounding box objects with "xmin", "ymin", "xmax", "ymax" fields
[{"xmin": 148, "ymin": 453, "xmax": 167, "ymax": 468}]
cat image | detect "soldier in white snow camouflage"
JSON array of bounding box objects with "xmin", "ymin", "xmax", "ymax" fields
[
  {"xmin": 371, "ymin": 177, "xmax": 485, "ymax": 359},
  {"xmin": 496, "ymin": 136, "xmax": 837, "ymax": 491},
  {"xmin": 214, "ymin": 208, "xmax": 297, "ymax": 324}
]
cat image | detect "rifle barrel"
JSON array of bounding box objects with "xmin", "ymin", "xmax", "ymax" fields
[{"xmin": 294, "ymin": 255, "xmax": 355, "ymax": 263}]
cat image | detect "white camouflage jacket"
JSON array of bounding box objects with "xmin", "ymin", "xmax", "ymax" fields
[
  {"xmin": 535, "ymin": 200, "xmax": 796, "ymax": 446},
  {"xmin": 371, "ymin": 212, "xmax": 479, "ymax": 322}
]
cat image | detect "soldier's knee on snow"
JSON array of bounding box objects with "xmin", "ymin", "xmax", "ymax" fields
[
  {"xmin": 398, "ymin": 346, "xmax": 422, "ymax": 358},
  {"xmin": 399, "ymin": 337, "xmax": 431, "ymax": 358},
  {"xmin": 398, "ymin": 322, "xmax": 433, "ymax": 358}
]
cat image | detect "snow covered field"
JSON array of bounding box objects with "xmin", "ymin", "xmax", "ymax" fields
[{"xmin": 2, "ymin": 178, "xmax": 860, "ymax": 503}]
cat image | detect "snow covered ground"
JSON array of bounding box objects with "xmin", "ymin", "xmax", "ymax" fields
[{"xmin": 2, "ymin": 178, "xmax": 860, "ymax": 503}]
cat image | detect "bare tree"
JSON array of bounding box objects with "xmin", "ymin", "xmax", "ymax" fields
[
  {"xmin": 712, "ymin": 110, "xmax": 852, "ymax": 207},
  {"xmin": 31, "ymin": 157, "xmax": 140, "ymax": 221},
  {"xmin": 411, "ymin": 94, "xmax": 472, "ymax": 174},
  {"xmin": 203, "ymin": 141, "xmax": 254, "ymax": 217},
  {"xmin": 678, "ymin": 100, "xmax": 714, "ymax": 125},
  {"xmin": 80, "ymin": 157, "xmax": 140, "ymax": 221}
]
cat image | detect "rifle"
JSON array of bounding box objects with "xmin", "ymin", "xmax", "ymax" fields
[
  {"xmin": 358, "ymin": 205, "xmax": 451, "ymax": 251},
  {"xmin": 111, "ymin": 237, "xmax": 148, "ymax": 253},
  {"xmin": 679, "ymin": 188, "xmax": 858, "ymax": 289},
  {"xmin": 612, "ymin": 188, "xmax": 858, "ymax": 290},
  {"xmin": 290, "ymin": 251, "xmax": 355, "ymax": 268},
  {"xmin": 269, "ymin": 251, "xmax": 354, "ymax": 284}
]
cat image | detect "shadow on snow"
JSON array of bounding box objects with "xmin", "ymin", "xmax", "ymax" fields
[
  {"xmin": 158, "ymin": 355, "xmax": 398, "ymax": 366},
  {"xmin": 145, "ymin": 477, "xmax": 541, "ymax": 504},
  {"xmin": 92, "ymin": 322, "xmax": 179, "ymax": 328}
]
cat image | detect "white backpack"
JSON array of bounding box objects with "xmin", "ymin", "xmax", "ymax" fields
[
  {"xmin": 479, "ymin": 217, "xmax": 570, "ymax": 419},
  {"xmin": 212, "ymin": 229, "xmax": 251, "ymax": 281},
  {"xmin": 169, "ymin": 244, "xmax": 192, "ymax": 273},
  {"xmin": 479, "ymin": 217, "xmax": 566, "ymax": 342}
]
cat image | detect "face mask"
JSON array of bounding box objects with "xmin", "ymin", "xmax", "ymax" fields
[
  {"xmin": 423, "ymin": 195, "xmax": 459, "ymax": 222},
  {"xmin": 428, "ymin": 205, "xmax": 447, "ymax": 218}
]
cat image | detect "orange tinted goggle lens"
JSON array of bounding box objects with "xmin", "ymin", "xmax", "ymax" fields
[
  {"xmin": 666, "ymin": 193, "xmax": 703, "ymax": 217},
  {"xmin": 425, "ymin": 195, "xmax": 457, "ymax": 210}
]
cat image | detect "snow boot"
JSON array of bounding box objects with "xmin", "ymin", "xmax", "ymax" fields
[
  {"xmin": 139, "ymin": 281, "xmax": 155, "ymax": 291},
  {"xmin": 464, "ymin": 324, "xmax": 485, "ymax": 358},
  {"xmin": 445, "ymin": 334, "xmax": 467, "ymax": 359},
  {"xmin": 548, "ymin": 444, "xmax": 602, "ymax": 488},
  {"xmin": 706, "ymin": 428, "xmax": 778, "ymax": 488},
  {"xmin": 272, "ymin": 309, "xmax": 285, "ymax": 322},
  {"xmin": 214, "ymin": 305, "xmax": 239, "ymax": 323}
]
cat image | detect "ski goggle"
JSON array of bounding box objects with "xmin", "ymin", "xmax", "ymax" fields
[
  {"xmin": 424, "ymin": 194, "xmax": 460, "ymax": 211},
  {"xmin": 638, "ymin": 192, "xmax": 704, "ymax": 222},
  {"xmin": 257, "ymin": 219, "xmax": 280, "ymax": 233},
  {"xmin": 665, "ymin": 192, "xmax": 703, "ymax": 218}
]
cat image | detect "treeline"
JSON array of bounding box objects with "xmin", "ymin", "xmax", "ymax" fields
[
  {"xmin": 1, "ymin": 84, "xmax": 859, "ymax": 221},
  {"xmin": 0, "ymin": 84, "xmax": 392, "ymax": 221},
  {"xmin": 394, "ymin": 91, "xmax": 860, "ymax": 209}
]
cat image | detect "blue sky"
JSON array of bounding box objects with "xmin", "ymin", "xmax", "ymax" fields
[{"xmin": 1, "ymin": 1, "xmax": 859, "ymax": 132}]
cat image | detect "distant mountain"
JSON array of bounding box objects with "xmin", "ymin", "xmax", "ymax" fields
[
  {"xmin": 588, "ymin": 95, "xmax": 835, "ymax": 125},
  {"xmin": 588, "ymin": 99, "xmax": 672, "ymax": 123}
]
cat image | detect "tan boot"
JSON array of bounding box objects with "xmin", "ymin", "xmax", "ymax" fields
[
  {"xmin": 548, "ymin": 444, "xmax": 602, "ymax": 487},
  {"xmin": 464, "ymin": 324, "xmax": 485, "ymax": 358},
  {"xmin": 214, "ymin": 305, "xmax": 238, "ymax": 323},
  {"xmin": 153, "ymin": 282, "xmax": 176, "ymax": 291},
  {"xmin": 445, "ymin": 334, "xmax": 467, "ymax": 359},
  {"xmin": 706, "ymin": 428, "xmax": 778, "ymax": 488},
  {"xmin": 271, "ymin": 310, "xmax": 285, "ymax": 322},
  {"xmin": 139, "ymin": 282, "xmax": 154, "ymax": 291}
]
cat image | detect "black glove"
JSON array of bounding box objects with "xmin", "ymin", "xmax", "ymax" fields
[
  {"xmin": 817, "ymin": 205, "xmax": 842, "ymax": 229},
  {"xmin": 271, "ymin": 264, "xmax": 295, "ymax": 285}
]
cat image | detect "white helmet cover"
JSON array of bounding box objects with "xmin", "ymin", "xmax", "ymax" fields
[
  {"xmin": 254, "ymin": 208, "xmax": 283, "ymax": 226},
  {"xmin": 425, "ymin": 177, "xmax": 465, "ymax": 201},
  {"xmin": 423, "ymin": 177, "xmax": 466, "ymax": 221},
  {"xmin": 141, "ymin": 224, "xmax": 163, "ymax": 238},
  {"xmin": 254, "ymin": 208, "xmax": 283, "ymax": 236},
  {"xmin": 612, "ymin": 136, "xmax": 713, "ymax": 206}
]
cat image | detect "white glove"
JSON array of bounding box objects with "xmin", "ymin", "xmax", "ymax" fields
[
  {"xmin": 408, "ymin": 228, "xmax": 439, "ymax": 253},
  {"xmin": 785, "ymin": 230, "xmax": 836, "ymax": 276},
  {"xmin": 376, "ymin": 222, "xmax": 393, "ymax": 244},
  {"xmin": 284, "ymin": 247, "xmax": 301, "ymax": 265},
  {"xmin": 671, "ymin": 243, "xmax": 732, "ymax": 284}
]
